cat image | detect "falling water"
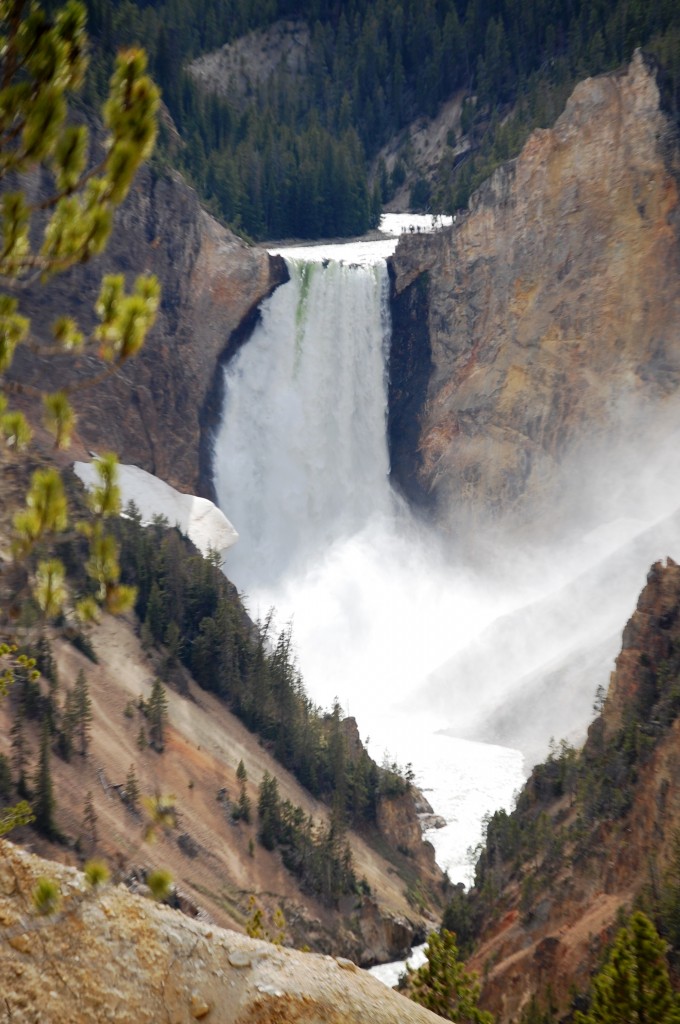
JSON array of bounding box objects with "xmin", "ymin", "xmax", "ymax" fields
[
  {"xmin": 214, "ymin": 250, "xmax": 398, "ymax": 590},
  {"xmin": 212, "ymin": 237, "xmax": 526, "ymax": 883}
]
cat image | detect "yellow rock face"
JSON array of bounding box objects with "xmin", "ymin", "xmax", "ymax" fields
[{"xmin": 390, "ymin": 52, "xmax": 680, "ymax": 540}]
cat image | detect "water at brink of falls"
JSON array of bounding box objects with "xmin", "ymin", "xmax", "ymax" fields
[{"xmin": 213, "ymin": 225, "xmax": 525, "ymax": 890}]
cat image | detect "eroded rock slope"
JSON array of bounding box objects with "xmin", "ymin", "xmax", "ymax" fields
[{"xmin": 390, "ymin": 51, "xmax": 680, "ymax": 539}]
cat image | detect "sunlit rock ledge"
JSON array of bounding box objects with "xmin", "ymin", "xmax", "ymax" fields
[
  {"xmin": 74, "ymin": 461, "xmax": 238, "ymax": 558},
  {"xmin": 0, "ymin": 840, "xmax": 442, "ymax": 1024}
]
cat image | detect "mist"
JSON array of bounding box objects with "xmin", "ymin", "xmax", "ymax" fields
[{"xmin": 213, "ymin": 231, "xmax": 680, "ymax": 808}]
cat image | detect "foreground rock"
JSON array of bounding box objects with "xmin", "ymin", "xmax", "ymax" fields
[
  {"xmin": 389, "ymin": 51, "xmax": 680, "ymax": 539},
  {"xmin": 0, "ymin": 841, "xmax": 440, "ymax": 1024}
]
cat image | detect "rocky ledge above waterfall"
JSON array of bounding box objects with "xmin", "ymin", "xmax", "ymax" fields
[{"xmin": 388, "ymin": 50, "xmax": 680, "ymax": 540}]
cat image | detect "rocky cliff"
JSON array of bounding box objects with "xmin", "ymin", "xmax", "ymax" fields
[
  {"xmin": 0, "ymin": 603, "xmax": 440, "ymax": 968},
  {"xmin": 9, "ymin": 162, "xmax": 286, "ymax": 497},
  {"xmin": 389, "ymin": 51, "xmax": 680, "ymax": 540},
  {"xmin": 461, "ymin": 557, "xmax": 680, "ymax": 1022},
  {"xmin": 0, "ymin": 839, "xmax": 443, "ymax": 1024}
]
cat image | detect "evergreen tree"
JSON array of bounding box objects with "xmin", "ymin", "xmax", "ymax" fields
[
  {"xmin": 137, "ymin": 724, "xmax": 147, "ymax": 751},
  {"xmin": 409, "ymin": 929, "xmax": 493, "ymax": 1024},
  {"xmin": 33, "ymin": 721, "xmax": 56, "ymax": 838},
  {"xmin": 574, "ymin": 911, "xmax": 680, "ymax": 1024},
  {"xmin": 146, "ymin": 678, "xmax": 168, "ymax": 752},
  {"xmin": 58, "ymin": 687, "xmax": 77, "ymax": 761},
  {"xmin": 124, "ymin": 763, "xmax": 140, "ymax": 812},
  {"xmin": 235, "ymin": 758, "xmax": 251, "ymax": 823},
  {"xmin": 0, "ymin": 0, "xmax": 160, "ymax": 625},
  {"xmin": 257, "ymin": 771, "xmax": 281, "ymax": 851},
  {"xmin": 74, "ymin": 669, "xmax": 93, "ymax": 757}
]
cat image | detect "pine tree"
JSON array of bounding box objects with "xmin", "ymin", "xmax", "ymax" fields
[
  {"xmin": 0, "ymin": 0, "xmax": 160, "ymax": 625},
  {"xmin": 74, "ymin": 669, "xmax": 93, "ymax": 757},
  {"xmin": 124, "ymin": 763, "xmax": 140, "ymax": 812},
  {"xmin": 0, "ymin": 754, "xmax": 11, "ymax": 803},
  {"xmin": 235, "ymin": 758, "xmax": 251, "ymax": 823},
  {"xmin": 146, "ymin": 678, "xmax": 168, "ymax": 752},
  {"xmin": 33, "ymin": 721, "xmax": 56, "ymax": 838},
  {"xmin": 257, "ymin": 771, "xmax": 281, "ymax": 851},
  {"xmin": 574, "ymin": 911, "xmax": 680, "ymax": 1024},
  {"xmin": 409, "ymin": 930, "xmax": 493, "ymax": 1024}
]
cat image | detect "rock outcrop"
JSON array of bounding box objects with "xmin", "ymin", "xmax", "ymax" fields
[
  {"xmin": 10, "ymin": 162, "xmax": 287, "ymax": 497},
  {"xmin": 389, "ymin": 51, "xmax": 680, "ymax": 540},
  {"xmin": 0, "ymin": 840, "xmax": 442, "ymax": 1024}
]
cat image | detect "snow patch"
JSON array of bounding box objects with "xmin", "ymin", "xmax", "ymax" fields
[{"xmin": 73, "ymin": 461, "xmax": 238, "ymax": 558}]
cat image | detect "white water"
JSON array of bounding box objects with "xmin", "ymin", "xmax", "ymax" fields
[
  {"xmin": 213, "ymin": 229, "xmax": 680, "ymax": 897},
  {"xmin": 213, "ymin": 235, "xmax": 526, "ymax": 891}
]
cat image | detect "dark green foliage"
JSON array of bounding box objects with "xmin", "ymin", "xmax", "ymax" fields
[
  {"xmin": 124, "ymin": 763, "xmax": 140, "ymax": 813},
  {"xmin": 33, "ymin": 720, "xmax": 56, "ymax": 838},
  {"xmin": 233, "ymin": 759, "xmax": 251, "ymax": 823},
  {"xmin": 30, "ymin": 636, "xmax": 59, "ymax": 690},
  {"xmin": 519, "ymin": 995, "xmax": 558, "ymax": 1024},
  {"xmin": 68, "ymin": 630, "xmax": 99, "ymax": 663},
  {"xmin": 82, "ymin": 790, "xmax": 97, "ymax": 848},
  {"xmin": 442, "ymin": 883, "xmax": 477, "ymax": 959},
  {"xmin": 257, "ymin": 771, "xmax": 281, "ymax": 851},
  {"xmin": 57, "ymin": 668, "xmax": 92, "ymax": 759},
  {"xmin": 73, "ymin": 669, "xmax": 92, "ymax": 757},
  {"xmin": 113, "ymin": 514, "xmax": 385, "ymax": 826},
  {"xmin": 574, "ymin": 911, "xmax": 680, "ymax": 1024},
  {"xmin": 256, "ymin": 770, "xmax": 357, "ymax": 907},
  {"xmin": 74, "ymin": 0, "xmax": 680, "ymax": 239},
  {"xmin": 409, "ymin": 929, "xmax": 493, "ymax": 1023},
  {"xmin": 146, "ymin": 677, "xmax": 168, "ymax": 752}
]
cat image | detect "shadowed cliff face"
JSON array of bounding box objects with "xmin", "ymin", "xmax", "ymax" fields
[
  {"xmin": 390, "ymin": 51, "xmax": 680, "ymax": 541},
  {"xmin": 10, "ymin": 163, "xmax": 287, "ymax": 496}
]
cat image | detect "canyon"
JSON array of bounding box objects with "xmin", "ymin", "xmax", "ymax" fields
[{"xmin": 5, "ymin": 44, "xmax": 680, "ymax": 1023}]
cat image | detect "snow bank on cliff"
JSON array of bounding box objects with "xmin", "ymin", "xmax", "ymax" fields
[{"xmin": 74, "ymin": 461, "xmax": 238, "ymax": 558}]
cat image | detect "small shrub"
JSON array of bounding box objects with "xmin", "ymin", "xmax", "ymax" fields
[
  {"xmin": 84, "ymin": 859, "xmax": 110, "ymax": 888},
  {"xmin": 32, "ymin": 877, "xmax": 61, "ymax": 915},
  {"xmin": 146, "ymin": 868, "xmax": 172, "ymax": 901}
]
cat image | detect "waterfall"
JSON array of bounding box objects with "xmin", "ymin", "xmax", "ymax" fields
[
  {"xmin": 213, "ymin": 251, "xmax": 398, "ymax": 591},
  {"xmin": 210, "ymin": 227, "xmax": 680, "ymax": 884},
  {"xmin": 212, "ymin": 240, "xmax": 527, "ymax": 883}
]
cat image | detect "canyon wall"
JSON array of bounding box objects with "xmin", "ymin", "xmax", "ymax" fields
[
  {"xmin": 389, "ymin": 51, "xmax": 680, "ymax": 540},
  {"xmin": 465, "ymin": 558, "xmax": 680, "ymax": 1022},
  {"xmin": 10, "ymin": 162, "xmax": 286, "ymax": 496}
]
